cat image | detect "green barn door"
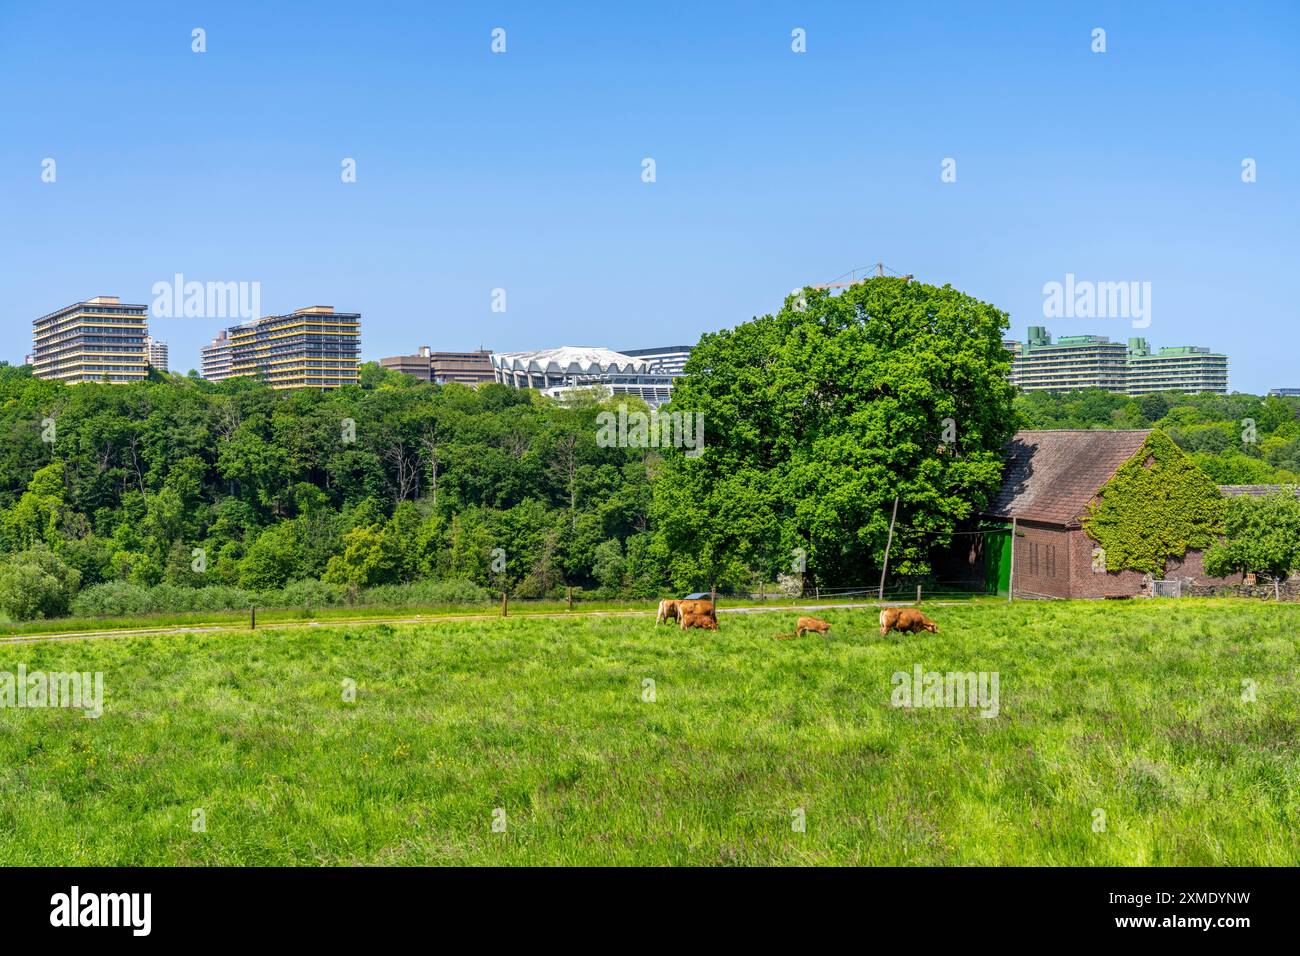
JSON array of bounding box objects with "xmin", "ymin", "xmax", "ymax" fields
[{"xmin": 985, "ymin": 527, "xmax": 1012, "ymax": 595}]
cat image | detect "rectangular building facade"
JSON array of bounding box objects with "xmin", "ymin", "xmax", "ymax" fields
[
  {"xmin": 1009, "ymin": 327, "xmax": 1228, "ymax": 395},
  {"xmin": 200, "ymin": 330, "xmax": 233, "ymax": 381},
  {"xmin": 430, "ymin": 348, "xmax": 494, "ymax": 385},
  {"xmin": 618, "ymin": 345, "xmax": 693, "ymax": 377},
  {"xmin": 1010, "ymin": 327, "xmax": 1128, "ymax": 392},
  {"xmin": 380, "ymin": 346, "xmax": 494, "ymax": 385},
  {"xmin": 219, "ymin": 306, "xmax": 360, "ymax": 389},
  {"xmin": 32, "ymin": 296, "xmax": 149, "ymax": 384},
  {"xmin": 1125, "ymin": 339, "xmax": 1228, "ymax": 394},
  {"xmin": 380, "ymin": 351, "xmax": 433, "ymax": 381},
  {"xmin": 146, "ymin": 336, "xmax": 168, "ymax": 372}
]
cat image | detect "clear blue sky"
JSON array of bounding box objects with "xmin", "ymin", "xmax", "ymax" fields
[{"xmin": 1, "ymin": 1, "xmax": 1296, "ymax": 391}]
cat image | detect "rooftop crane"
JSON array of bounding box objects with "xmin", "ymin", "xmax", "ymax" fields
[{"xmin": 807, "ymin": 261, "xmax": 913, "ymax": 290}]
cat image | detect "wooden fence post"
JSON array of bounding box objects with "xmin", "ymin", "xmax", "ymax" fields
[
  {"xmin": 1008, "ymin": 517, "xmax": 1017, "ymax": 602},
  {"xmin": 878, "ymin": 496, "xmax": 899, "ymax": 601},
  {"xmin": 567, "ymin": 586, "xmax": 573, "ymax": 611},
  {"xmin": 501, "ymin": 591, "xmax": 508, "ymax": 617}
]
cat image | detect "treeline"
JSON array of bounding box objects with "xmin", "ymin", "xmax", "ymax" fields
[
  {"xmin": 1015, "ymin": 390, "xmax": 1300, "ymax": 484},
  {"xmin": 7, "ymin": 305, "xmax": 1296, "ymax": 623},
  {"xmin": 0, "ymin": 363, "xmax": 666, "ymax": 620}
]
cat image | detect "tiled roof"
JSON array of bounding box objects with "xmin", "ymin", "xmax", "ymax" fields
[
  {"xmin": 1220, "ymin": 484, "xmax": 1300, "ymax": 498},
  {"xmin": 985, "ymin": 430, "xmax": 1153, "ymax": 527}
]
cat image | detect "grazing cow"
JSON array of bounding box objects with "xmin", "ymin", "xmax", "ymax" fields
[
  {"xmin": 680, "ymin": 610, "xmax": 718, "ymax": 631},
  {"xmin": 879, "ymin": 607, "xmax": 939, "ymax": 637},
  {"xmin": 677, "ymin": 598, "xmax": 716, "ymax": 620},
  {"xmin": 656, "ymin": 599, "xmax": 680, "ymax": 625},
  {"xmin": 795, "ymin": 616, "xmax": 831, "ymax": 638}
]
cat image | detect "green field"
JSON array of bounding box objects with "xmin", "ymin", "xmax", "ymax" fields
[
  {"xmin": 0, "ymin": 593, "xmax": 891, "ymax": 638},
  {"xmin": 1, "ymin": 600, "xmax": 1297, "ymax": 865}
]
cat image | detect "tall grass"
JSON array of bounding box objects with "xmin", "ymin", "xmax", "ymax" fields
[
  {"xmin": 0, "ymin": 599, "xmax": 1295, "ymax": 865},
  {"xmin": 68, "ymin": 578, "xmax": 492, "ymax": 618}
]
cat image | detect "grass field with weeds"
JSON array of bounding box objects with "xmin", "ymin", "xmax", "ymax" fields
[
  {"xmin": 0, "ymin": 600, "xmax": 1296, "ymax": 865},
  {"xmin": 0, "ymin": 593, "xmax": 894, "ymax": 637}
]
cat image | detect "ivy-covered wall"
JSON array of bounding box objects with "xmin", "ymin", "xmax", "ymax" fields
[{"xmin": 1082, "ymin": 430, "xmax": 1226, "ymax": 576}]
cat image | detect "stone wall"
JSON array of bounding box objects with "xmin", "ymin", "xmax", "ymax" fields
[{"xmin": 1185, "ymin": 576, "xmax": 1300, "ymax": 599}]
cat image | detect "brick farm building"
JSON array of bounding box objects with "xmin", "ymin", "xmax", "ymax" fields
[{"xmin": 979, "ymin": 430, "xmax": 1244, "ymax": 599}]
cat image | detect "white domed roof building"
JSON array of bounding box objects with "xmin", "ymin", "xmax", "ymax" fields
[{"xmin": 491, "ymin": 346, "xmax": 674, "ymax": 407}]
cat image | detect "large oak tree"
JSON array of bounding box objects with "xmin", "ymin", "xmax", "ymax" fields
[{"xmin": 650, "ymin": 277, "xmax": 1017, "ymax": 590}]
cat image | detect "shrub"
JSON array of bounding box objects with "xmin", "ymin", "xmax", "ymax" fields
[
  {"xmin": 65, "ymin": 577, "xmax": 488, "ymax": 619},
  {"xmin": 183, "ymin": 585, "xmax": 257, "ymax": 612},
  {"xmin": 71, "ymin": 581, "xmax": 256, "ymax": 617},
  {"xmin": 0, "ymin": 546, "xmax": 82, "ymax": 620},
  {"xmin": 359, "ymin": 579, "xmax": 490, "ymax": 606},
  {"xmin": 278, "ymin": 579, "xmax": 347, "ymax": 611}
]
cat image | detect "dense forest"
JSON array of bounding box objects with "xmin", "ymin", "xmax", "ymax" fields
[{"xmin": 0, "ymin": 363, "xmax": 663, "ymax": 619}]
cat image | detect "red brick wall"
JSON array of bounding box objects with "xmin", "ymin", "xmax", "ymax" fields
[
  {"xmin": 1010, "ymin": 521, "xmax": 1146, "ymax": 598},
  {"xmin": 1165, "ymin": 548, "xmax": 1244, "ymax": 586},
  {"xmin": 1011, "ymin": 521, "xmax": 1073, "ymax": 598},
  {"xmin": 1066, "ymin": 528, "xmax": 1147, "ymax": 598}
]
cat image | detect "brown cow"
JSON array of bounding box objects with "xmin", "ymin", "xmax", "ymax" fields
[
  {"xmin": 680, "ymin": 610, "xmax": 718, "ymax": 631},
  {"xmin": 655, "ymin": 599, "xmax": 680, "ymax": 625},
  {"xmin": 796, "ymin": 616, "xmax": 831, "ymax": 638},
  {"xmin": 677, "ymin": 598, "xmax": 715, "ymax": 618},
  {"xmin": 879, "ymin": 607, "xmax": 939, "ymax": 637}
]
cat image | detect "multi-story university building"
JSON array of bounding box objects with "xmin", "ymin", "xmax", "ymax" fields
[
  {"xmin": 1268, "ymin": 388, "xmax": 1300, "ymax": 398},
  {"xmin": 31, "ymin": 296, "xmax": 149, "ymax": 384},
  {"xmin": 200, "ymin": 329, "xmax": 233, "ymax": 381},
  {"xmin": 145, "ymin": 336, "xmax": 168, "ymax": 372},
  {"xmin": 1124, "ymin": 338, "xmax": 1228, "ymax": 394},
  {"xmin": 1008, "ymin": 326, "xmax": 1228, "ymax": 395},
  {"xmin": 617, "ymin": 345, "xmax": 693, "ymax": 377},
  {"xmin": 207, "ymin": 306, "xmax": 360, "ymax": 389},
  {"xmin": 379, "ymin": 346, "xmax": 495, "ymax": 385},
  {"xmin": 1010, "ymin": 326, "xmax": 1128, "ymax": 392}
]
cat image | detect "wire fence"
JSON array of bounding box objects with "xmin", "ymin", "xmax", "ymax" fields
[{"xmin": 711, "ymin": 579, "xmax": 993, "ymax": 604}]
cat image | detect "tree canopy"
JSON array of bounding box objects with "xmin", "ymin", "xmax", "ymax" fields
[
  {"xmin": 650, "ymin": 277, "xmax": 1018, "ymax": 590},
  {"xmin": 0, "ymin": 363, "xmax": 661, "ymax": 617},
  {"xmin": 1204, "ymin": 491, "xmax": 1300, "ymax": 583}
]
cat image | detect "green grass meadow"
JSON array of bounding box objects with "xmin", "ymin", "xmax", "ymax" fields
[{"xmin": 0, "ymin": 600, "xmax": 1297, "ymax": 865}]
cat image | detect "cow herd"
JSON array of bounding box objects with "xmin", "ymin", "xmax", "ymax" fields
[
  {"xmin": 654, "ymin": 598, "xmax": 940, "ymax": 639},
  {"xmin": 655, "ymin": 598, "xmax": 717, "ymax": 630}
]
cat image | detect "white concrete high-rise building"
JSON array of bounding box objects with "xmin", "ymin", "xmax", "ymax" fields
[{"xmin": 146, "ymin": 336, "xmax": 169, "ymax": 372}]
